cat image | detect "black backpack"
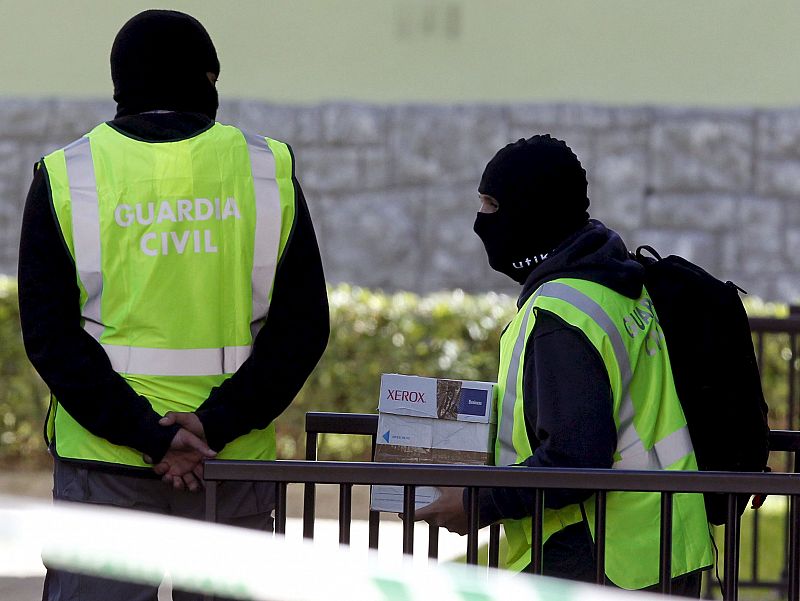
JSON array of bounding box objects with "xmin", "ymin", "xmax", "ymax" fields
[{"xmin": 633, "ymin": 245, "xmax": 770, "ymax": 525}]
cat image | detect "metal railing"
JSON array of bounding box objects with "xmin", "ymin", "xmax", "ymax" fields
[
  {"xmin": 204, "ymin": 447, "xmax": 800, "ymax": 600},
  {"xmin": 298, "ymin": 412, "xmax": 800, "ymax": 597},
  {"xmin": 301, "ymin": 411, "xmax": 496, "ymax": 563}
]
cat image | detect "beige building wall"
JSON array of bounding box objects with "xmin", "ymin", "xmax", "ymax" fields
[
  {"xmin": 1, "ymin": 0, "xmax": 800, "ymax": 107},
  {"xmin": 4, "ymin": 2, "xmax": 800, "ymax": 300}
]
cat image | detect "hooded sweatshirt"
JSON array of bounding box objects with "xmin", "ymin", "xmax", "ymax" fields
[{"xmin": 476, "ymin": 220, "xmax": 645, "ymax": 525}]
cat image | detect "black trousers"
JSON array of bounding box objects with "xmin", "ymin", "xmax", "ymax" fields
[
  {"xmin": 530, "ymin": 522, "xmax": 704, "ymax": 597},
  {"xmin": 42, "ymin": 458, "xmax": 275, "ymax": 601}
]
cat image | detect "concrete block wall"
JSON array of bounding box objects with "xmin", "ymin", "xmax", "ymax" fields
[{"xmin": 2, "ymin": 99, "xmax": 799, "ymax": 300}]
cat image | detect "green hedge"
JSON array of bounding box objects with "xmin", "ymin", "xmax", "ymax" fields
[
  {"xmin": 274, "ymin": 285, "xmax": 515, "ymax": 460},
  {"xmin": 0, "ymin": 279, "xmax": 792, "ymax": 466},
  {"xmin": 0, "ymin": 277, "xmax": 50, "ymax": 467}
]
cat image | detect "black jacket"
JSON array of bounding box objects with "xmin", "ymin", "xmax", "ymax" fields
[
  {"xmin": 477, "ymin": 220, "xmax": 645, "ymax": 524},
  {"xmin": 18, "ymin": 111, "xmax": 329, "ymax": 469}
]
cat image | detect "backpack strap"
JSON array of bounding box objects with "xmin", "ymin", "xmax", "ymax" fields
[{"xmin": 635, "ymin": 245, "xmax": 663, "ymax": 261}]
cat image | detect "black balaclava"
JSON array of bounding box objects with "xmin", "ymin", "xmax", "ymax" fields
[
  {"xmin": 111, "ymin": 10, "xmax": 220, "ymax": 119},
  {"xmin": 474, "ymin": 135, "xmax": 590, "ymax": 283}
]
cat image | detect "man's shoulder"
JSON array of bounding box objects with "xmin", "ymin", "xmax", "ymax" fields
[
  {"xmin": 41, "ymin": 124, "xmax": 107, "ymax": 161},
  {"xmin": 216, "ymin": 122, "xmax": 291, "ymax": 146}
]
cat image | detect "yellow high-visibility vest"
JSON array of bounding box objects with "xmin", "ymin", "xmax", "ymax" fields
[
  {"xmin": 42, "ymin": 122, "xmax": 296, "ymax": 467},
  {"xmin": 494, "ymin": 278, "xmax": 712, "ymax": 589}
]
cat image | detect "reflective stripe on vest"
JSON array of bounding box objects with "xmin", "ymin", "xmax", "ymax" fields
[
  {"xmin": 100, "ymin": 344, "xmax": 253, "ymax": 377},
  {"xmin": 496, "ymin": 281, "xmax": 694, "ymax": 471},
  {"xmin": 243, "ymin": 132, "xmax": 282, "ymax": 341},
  {"xmin": 497, "ymin": 288, "xmax": 541, "ymax": 467},
  {"xmin": 63, "ymin": 130, "xmax": 284, "ymax": 376},
  {"xmin": 64, "ymin": 137, "xmax": 104, "ymax": 341}
]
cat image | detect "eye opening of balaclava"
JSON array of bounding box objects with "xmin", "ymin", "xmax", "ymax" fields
[
  {"xmin": 111, "ymin": 10, "xmax": 220, "ymax": 119},
  {"xmin": 473, "ymin": 134, "xmax": 590, "ymax": 284}
]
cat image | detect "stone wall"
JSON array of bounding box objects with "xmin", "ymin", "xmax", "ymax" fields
[{"xmin": 2, "ymin": 99, "xmax": 800, "ymax": 301}]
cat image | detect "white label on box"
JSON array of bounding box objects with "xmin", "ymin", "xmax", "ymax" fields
[
  {"xmin": 379, "ymin": 374, "xmax": 438, "ymax": 418},
  {"xmin": 370, "ymin": 485, "xmax": 441, "ymax": 513},
  {"xmin": 376, "ymin": 414, "xmax": 491, "ymax": 453},
  {"xmin": 432, "ymin": 420, "xmax": 492, "ymax": 453},
  {"xmin": 376, "ymin": 414, "xmax": 433, "ymax": 449}
]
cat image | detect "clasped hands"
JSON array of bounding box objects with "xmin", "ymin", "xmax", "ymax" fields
[{"xmin": 144, "ymin": 412, "xmax": 216, "ymax": 493}]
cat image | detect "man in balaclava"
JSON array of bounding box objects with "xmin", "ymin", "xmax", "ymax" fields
[
  {"xmin": 19, "ymin": 10, "xmax": 329, "ymax": 600},
  {"xmin": 416, "ymin": 136, "xmax": 712, "ymax": 595},
  {"xmin": 473, "ymin": 135, "xmax": 590, "ymax": 284},
  {"xmin": 111, "ymin": 9, "xmax": 221, "ymax": 120}
]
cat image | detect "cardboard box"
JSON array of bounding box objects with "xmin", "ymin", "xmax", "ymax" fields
[{"xmin": 370, "ymin": 374, "xmax": 496, "ymax": 513}]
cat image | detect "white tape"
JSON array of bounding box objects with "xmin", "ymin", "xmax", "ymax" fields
[{"xmin": 0, "ymin": 495, "xmax": 650, "ymax": 601}]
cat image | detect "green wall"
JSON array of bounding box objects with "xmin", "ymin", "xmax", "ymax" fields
[{"xmin": 2, "ymin": 0, "xmax": 800, "ymax": 107}]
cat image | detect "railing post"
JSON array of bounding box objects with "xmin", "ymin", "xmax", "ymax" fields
[
  {"xmin": 403, "ymin": 485, "xmax": 415, "ymax": 555},
  {"xmin": 527, "ymin": 488, "xmax": 544, "ymax": 574},
  {"xmin": 368, "ymin": 508, "xmax": 380, "ymax": 550},
  {"xmin": 789, "ymin": 333, "xmax": 797, "ymax": 456},
  {"xmin": 792, "ymin": 455, "xmax": 800, "ymax": 601},
  {"xmin": 466, "ymin": 487, "xmax": 479, "ymax": 565},
  {"xmin": 594, "ymin": 491, "xmax": 607, "ymax": 585},
  {"xmin": 659, "ymin": 492, "xmax": 673, "ymax": 595},
  {"xmin": 428, "ymin": 524, "xmax": 439, "ymax": 562},
  {"xmin": 303, "ymin": 431, "xmax": 318, "ymax": 540},
  {"xmin": 489, "ymin": 524, "xmax": 501, "ymax": 568},
  {"xmin": 339, "ymin": 483, "xmax": 352, "ymax": 545},
  {"xmin": 204, "ymin": 480, "xmax": 217, "ymax": 523},
  {"xmin": 723, "ymin": 494, "xmax": 741, "ymax": 601},
  {"xmin": 369, "ymin": 433, "xmax": 380, "ymax": 550},
  {"xmin": 275, "ymin": 482, "xmax": 287, "ymax": 535},
  {"xmin": 751, "ymin": 508, "xmax": 760, "ymax": 585},
  {"xmin": 789, "ymin": 493, "xmax": 800, "ymax": 601}
]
